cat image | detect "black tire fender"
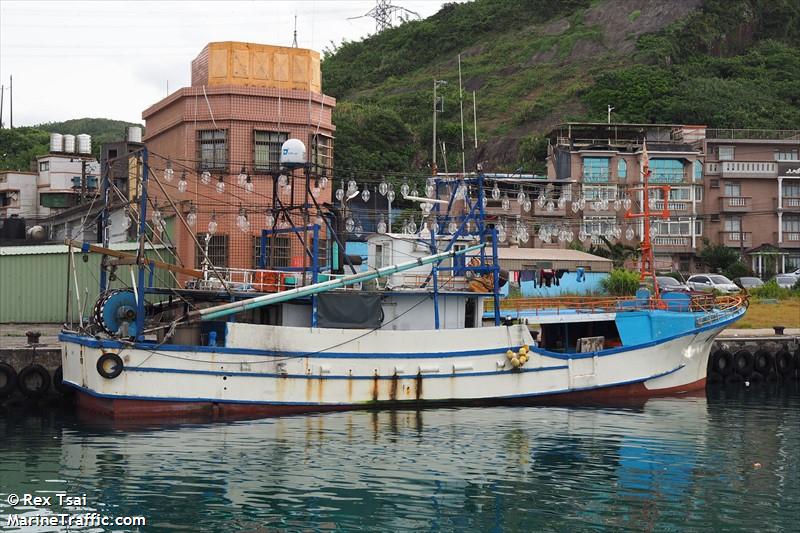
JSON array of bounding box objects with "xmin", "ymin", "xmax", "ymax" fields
[
  {"xmin": 733, "ymin": 350, "xmax": 754, "ymax": 377},
  {"xmin": 17, "ymin": 364, "xmax": 51, "ymax": 399},
  {"xmin": 0, "ymin": 362, "xmax": 17, "ymax": 398},
  {"xmin": 53, "ymin": 366, "xmax": 73, "ymax": 395},
  {"xmin": 775, "ymin": 350, "xmax": 794, "ymax": 376},
  {"xmin": 714, "ymin": 350, "xmax": 734, "ymax": 376},
  {"xmin": 753, "ymin": 350, "xmax": 773, "ymax": 374},
  {"xmin": 96, "ymin": 353, "xmax": 124, "ymax": 379}
]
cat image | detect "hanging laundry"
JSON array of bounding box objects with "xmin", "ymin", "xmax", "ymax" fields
[
  {"xmin": 576, "ymin": 267, "xmax": 586, "ymax": 283},
  {"xmin": 540, "ymin": 269, "xmax": 556, "ymax": 287},
  {"xmin": 556, "ymin": 269, "xmax": 568, "ymax": 280},
  {"xmin": 519, "ymin": 270, "xmax": 535, "ymax": 283}
]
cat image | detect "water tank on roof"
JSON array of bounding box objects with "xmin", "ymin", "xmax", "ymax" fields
[
  {"xmin": 77, "ymin": 134, "xmax": 92, "ymax": 154},
  {"xmin": 49, "ymin": 133, "xmax": 63, "ymax": 153},
  {"xmin": 63, "ymin": 134, "xmax": 76, "ymax": 153},
  {"xmin": 26, "ymin": 225, "xmax": 47, "ymax": 241},
  {"xmin": 279, "ymin": 139, "xmax": 307, "ymax": 168},
  {"xmin": 127, "ymin": 126, "xmax": 142, "ymax": 143},
  {"xmin": 1, "ymin": 216, "xmax": 26, "ymax": 240}
]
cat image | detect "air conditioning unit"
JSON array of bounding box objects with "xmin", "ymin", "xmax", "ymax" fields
[
  {"xmin": 710, "ymin": 179, "xmax": 720, "ymax": 188},
  {"xmin": 710, "ymin": 214, "xmax": 720, "ymax": 222}
]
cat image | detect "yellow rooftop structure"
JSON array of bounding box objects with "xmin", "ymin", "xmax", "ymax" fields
[{"xmin": 191, "ymin": 41, "xmax": 322, "ymax": 93}]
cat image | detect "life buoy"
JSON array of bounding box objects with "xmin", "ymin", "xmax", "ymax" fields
[
  {"xmin": 713, "ymin": 350, "xmax": 733, "ymax": 376},
  {"xmin": 17, "ymin": 364, "xmax": 51, "ymax": 399},
  {"xmin": 733, "ymin": 350, "xmax": 754, "ymax": 377},
  {"xmin": 753, "ymin": 350, "xmax": 773, "ymax": 375},
  {"xmin": 96, "ymin": 353, "xmax": 123, "ymax": 379},
  {"xmin": 52, "ymin": 366, "xmax": 73, "ymax": 395},
  {"xmin": 775, "ymin": 350, "xmax": 794, "ymax": 377},
  {"xmin": 0, "ymin": 362, "xmax": 17, "ymax": 398}
]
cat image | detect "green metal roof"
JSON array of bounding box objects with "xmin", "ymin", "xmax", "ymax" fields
[{"xmin": 0, "ymin": 242, "xmax": 166, "ymax": 256}]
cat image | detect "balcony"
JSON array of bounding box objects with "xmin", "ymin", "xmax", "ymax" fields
[
  {"xmin": 718, "ymin": 196, "xmax": 752, "ymax": 212},
  {"xmin": 652, "ymin": 236, "xmax": 692, "ymax": 253},
  {"xmin": 781, "ymin": 197, "xmax": 800, "ymax": 209},
  {"xmin": 582, "ymin": 173, "xmax": 611, "ymax": 183},
  {"xmin": 705, "ymin": 162, "xmax": 720, "ymax": 176},
  {"xmin": 721, "ymin": 161, "xmax": 776, "ymax": 178},
  {"xmin": 653, "ymin": 200, "xmax": 690, "ymax": 213},
  {"xmin": 784, "ymin": 232, "xmax": 800, "ymax": 243},
  {"xmin": 719, "ymin": 231, "xmax": 752, "ymax": 247}
]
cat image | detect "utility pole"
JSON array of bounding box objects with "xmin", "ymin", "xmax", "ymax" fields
[
  {"xmin": 432, "ymin": 79, "xmax": 446, "ymax": 174},
  {"xmin": 607, "ymin": 104, "xmax": 614, "ymax": 124},
  {"xmin": 0, "ymin": 84, "xmax": 4, "ymax": 128},
  {"xmin": 458, "ymin": 54, "xmax": 466, "ymax": 175},
  {"xmin": 81, "ymin": 160, "xmax": 87, "ymax": 204},
  {"xmin": 9, "ymin": 75, "xmax": 13, "ymax": 129}
]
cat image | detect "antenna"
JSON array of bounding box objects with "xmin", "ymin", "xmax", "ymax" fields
[
  {"xmin": 348, "ymin": 0, "xmax": 420, "ymax": 33},
  {"xmin": 292, "ymin": 14, "xmax": 298, "ymax": 47}
]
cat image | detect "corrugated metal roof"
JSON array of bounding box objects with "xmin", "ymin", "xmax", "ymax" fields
[
  {"xmin": 495, "ymin": 247, "xmax": 612, "ymax": 263},
  {"xmin": 0, "ymin": 242, "xmax": 166, "ymax": 256}
]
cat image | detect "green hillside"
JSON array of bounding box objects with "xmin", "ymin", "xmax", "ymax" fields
[
  {"xmin": 0, "ymin": 118, "xmax": 141, "ymax": 171},
  {"xmin": 322, "ymin": 0, "xmax": 800, "ymax": 175}
]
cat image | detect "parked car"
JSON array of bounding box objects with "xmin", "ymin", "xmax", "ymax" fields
[
  {"xmin": 656, "ymin": 276, "xmax": 691, "ymax": 293},
  {"xmin": 686, "ymin": 274, "xmax": 740, "ymax": 294},
  {"xmin": 774, "ymin": 274, "xmax": 798, "ymax": 289},
  {"xmin": 733, "ymin": 277, "xmax": 764, "ymax": 290}
]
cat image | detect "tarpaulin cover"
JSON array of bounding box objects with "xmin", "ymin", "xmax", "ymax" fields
[{"xmin": 317, "ymin": 292, "xmax": 384, "ymax": 329}]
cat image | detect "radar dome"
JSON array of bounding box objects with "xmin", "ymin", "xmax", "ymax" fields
[{"xmin": 279, "ymin": 139, "xmax": 307, "ymax": 168}]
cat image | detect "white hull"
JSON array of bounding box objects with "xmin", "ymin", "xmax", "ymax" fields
[{"xmin": 59, "ymin": 313, "xmax": 738, "ymax": 417}]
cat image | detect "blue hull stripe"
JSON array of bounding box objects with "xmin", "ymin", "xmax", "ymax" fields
[
  {"xmin": 61, "ymin": 364, "xmax": 685, "ymax": 406},
  {"xmin": 59, "ymin": 307, "xmax": 743, "ymax": 361},
  {"xmin": 120, "ymin": 364, "xmax": 570, "ymax": 380}
]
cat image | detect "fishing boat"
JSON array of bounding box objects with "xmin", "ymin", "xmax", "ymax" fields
[{"xmin": 59, "ymin": 141, "xmax": 747, "ymax": 419}]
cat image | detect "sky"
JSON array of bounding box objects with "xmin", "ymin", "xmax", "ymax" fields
[{"xmin": 0, "ymin": 0, "xmax": 459, "ymax": 127}]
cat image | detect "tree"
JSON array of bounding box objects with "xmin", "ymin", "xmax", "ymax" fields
[
  {"xmin": 590, "ymin": 236, "xmax": 641, "ymax": 269},
  {"xmin": 698, "ymin": 239, "xmax": 740, "ymax": 273}
]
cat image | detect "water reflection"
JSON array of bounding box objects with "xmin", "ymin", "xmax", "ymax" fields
[{"xmin": 0, "ymin": 384, "xmax": 798, "ymax": 532}]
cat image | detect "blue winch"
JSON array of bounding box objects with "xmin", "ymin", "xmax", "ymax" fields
[{"xmin": 92, "ymin": 289, "xmax": 139, "ymax": 338}]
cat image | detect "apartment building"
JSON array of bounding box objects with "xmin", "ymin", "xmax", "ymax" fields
[
  {"xmin": 546, "ymin": 123, "xmax": 705, "ymax": 272},
  {"xmin": 0, "ymin": 155, "xmax": 100, "ymax": 222},
  {"xmin": 142, "ymin": 41, "xmax": 336, "ymax": 273},
  {"xmin": 703, "ymin": 129, "xmax": 800, "ymax": 274},
  {"xmin": 542, "ymin": 123, "xmax": 800, "ymax": 275}
]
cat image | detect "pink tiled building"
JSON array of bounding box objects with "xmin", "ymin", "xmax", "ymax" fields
[{"xmin": 142, "ymin": 42, "xmax": 336, "ymax": 275}]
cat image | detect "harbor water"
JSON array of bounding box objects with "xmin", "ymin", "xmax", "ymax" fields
[{"xmin": 1, "ymin": 385, "xmax": 798, "ymax": 532}]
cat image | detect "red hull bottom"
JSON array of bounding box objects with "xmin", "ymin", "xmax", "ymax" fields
[{"xmin": 75, "ymin": 377, "xmax": 707, "ymax": 421}]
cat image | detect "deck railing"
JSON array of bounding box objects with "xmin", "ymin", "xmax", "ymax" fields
[{"xmin": 486, "ymin": 294, "xmax": 747, "ymax": 321}]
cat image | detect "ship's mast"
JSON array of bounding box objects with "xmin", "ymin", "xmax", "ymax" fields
[{"xmin": 624, "ymin": 139, "xmax": 671, "ymax": 301}]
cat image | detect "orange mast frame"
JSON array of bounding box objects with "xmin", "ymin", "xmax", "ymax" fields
[{"xmin": 623, "ymin": 140, "xmax": 671, "ymax": 302}]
